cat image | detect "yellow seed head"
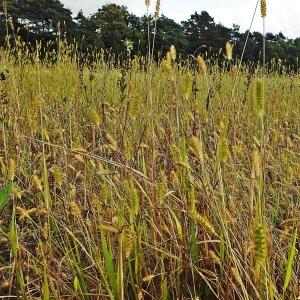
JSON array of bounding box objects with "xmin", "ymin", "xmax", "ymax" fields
[
  {"xmin": 70, "ymin": 201, "xmax": 81, "ymax": 218},
  {"xmin": 89, "ymin": 108, "xmax": 101, "ymax": 127},
  {"xmin": 254, "ymin": 222, "xmax": 267, "ymax": 271},
  {"xmin": 8, "ymin": 159, "xmax": 15, "ymax": 181},
  {"xmin": 32, "ymin": 175, "xmax": 43, "ymax": 191},
  {"xmin": 253, "ymin": 78, "xmax": 265, "ymax": 117},
  {"xmin": 209, "ymin": 250, "xmax": 221, "ymax": 265},
  {"xmin": 169, "ymin": 45, "xmax": 176, "ymax": 62},
  {"xmin": 145, "ymin": 0, "xmax": 150, "ymax": 8},
  {"xmin": 184, "ymin": 72, "xmax": 193, "ymax": 100},
  {"xmin": 171, "ymin": 170, "xmax": 180, "ymax": 186},
  {"xmin": 50, "ymin": 165, "xmax": 64, "ymax": 187},
  {"xmin": 0, "ymin": 279, "xmax": 11, "ymax": 290},
  {"xmin": 154, "ymin": 0, "xmax": 160, "ymax": 20},
  {"xmin": 260, "ymin": 0, "xmax": 267, "ymax": 18},
  {"xmin": 196, "ymin": 56, "xmax": 207, "ymax": 75},
  {"xmin": 231, "ymin": 267, "xmax": 243, "ymax": 286},
  {"xmin": 225, "ymin": 42, "xmax": 234, "ymax": 60},
  {"xmin": 231, "ymin": 65, "xmax": 238, "ymax": 80},
  {"xmin": 42, "ymin": 222, "xmax": 49, "ymax": 240},
  {"xmin": 251, "ymin": 147, "xmax": 261, "ymax": 179},
  {"xmin": 8, "ymin": 17, "xmax": 14, "ymax": 30},
  {"xmin": 190, "ymin": 136, "xmax": 204, "ymax": 161}
]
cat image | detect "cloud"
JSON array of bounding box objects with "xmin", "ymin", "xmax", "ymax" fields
[{"xmin": 62, "ymin": 0, "xmax": 300, "ymax": 38}]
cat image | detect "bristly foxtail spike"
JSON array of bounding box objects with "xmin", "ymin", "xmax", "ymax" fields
[
  {"xmin": 225, "ymin": 42, "xmax": 234, "ymax": 61},
  {"xmin": 154, "ymin": 0, "xmax": 160, "ymax": 20},
  {"xmin": 260, "ymin": 0, "xmax": 267, "ymax": 18}
]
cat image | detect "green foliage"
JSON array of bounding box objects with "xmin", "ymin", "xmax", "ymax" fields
[{"xmin": 0, "ymin": 182, "xmax": 16, "ymax": 209}]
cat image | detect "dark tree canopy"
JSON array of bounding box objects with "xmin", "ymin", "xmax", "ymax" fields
[
  {"xmin": 1, "ymin": 0, "xmax": 75, "ymax": 43},
  {"xmin": 0, "ymin": 1, "xmax": 299, "ymax": 68}
]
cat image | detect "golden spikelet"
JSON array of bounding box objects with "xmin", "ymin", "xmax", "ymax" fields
[
  {"xmin": 50, "ymin": 165, "xmax": 64, "ymax": 187},
  {"xmin": 145, "ymin": 0, "xmax": 150, "ymax": 8},
  {"xmin": 124, "ymin": 230, "xmax": 135, "ymax": 258},
  {"xmin": 260, "ymin": 0, "xmax": 267, "ymax": 18},
  {"xmin": 137, "ymin": 290, "xmax": 143, "ymax": 300},
  {"xmin": 142, "ymin": 274, "xmax": 156, "ymax": 283},
  {"xmin": 32, "ymin": 175, "xmax": 43, "ymax": 191},
  {"xmin": 231, "ymin": 267, "xmax": 243, "ymax": 286},
  {"xmin": 106, "ymin": 133, "xmax": 117, "ymax": 150},
  {"xmin": 217, "ymin": 132, "xmax": 229, "ymax": 166},
  {"xmin": 0, "ymin": 279, "xmax": 11, "ymax": 290},
  {"xmin": 154, "ymin": 0, "xmax": 160, "ymax": 20},
  {"xmin": 251, "ymin": 147, "xmax": 262, "ymax": 179},
  {"xmin": 42, "ymin": 222, "xmax": 49, "ymax": 240},
  {"xmin": 253, "ymin": 78, "xmax": 265, "ymax": 117},
  {"xmin": 225, "ymin": 42, "xmax": 234, "ymax": 60},
  {"xmin": 171, "ymin": 170, "xmax": 180, "ymax": 186},
  {"xmin": 89, "ymin": 108, "xmax": 101, "ymax": 127},
  {"xmin": 231, "ymin": 65, "xmax": 238, "ymax": 80},
  {"xmin": 70, "ymin": 201, "xmax": 81, "ymax": 218},
  {"xmin": 100, "ymin": 225, "xmax": 119, "ymax": 233},
  {"xmin": 209, "ymin": 250, "xmax": 221, "ymax": 266},
  {"xmin": 8, "ymin": 17, "xmax": 14, "ymax": 30},
  {"xmin": 184, "ymin": 72, "xmax": 193, "ymax": 100},
  {"xmin": 254, "ymin": 222, "xmax": 267, "ymax": 271},
  {"xmin": 190, "ymin": 136, "xmax": 204, "ymax": 161},
  {"xmin": 196, "ymin": 56, "xmax": 207, "ymax": 75},
  {"xmin": 8, "ymin": 158, "xmax": 15, "ymax": 181},
  {"xmin": 169, "ymin": 45, "xmax": 176, "ymax": 62},
  {"xmin": 190, "ymin": 211, "xmax": 216, "ymax": 235}
]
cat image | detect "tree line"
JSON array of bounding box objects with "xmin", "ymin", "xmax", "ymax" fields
[{"xmin": 0, "ymin": 0, "xmax": 299, "ymax": 68}]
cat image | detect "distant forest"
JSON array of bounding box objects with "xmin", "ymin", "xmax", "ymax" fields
[{"xmin": 1, "ymin": 0, "xmax": 300, "ymax": 68}]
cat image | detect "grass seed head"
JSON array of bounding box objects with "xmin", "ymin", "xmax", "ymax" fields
[
  {"xmin": 154, "ymin": 0, "xmax": 160, "ymax": 20},
  {"xmin": 196, "ymin": 56, "xmax": 207, "ymax": 75},
  {"xmin": 8, "ymin": 159, "xmax": 15, "ymax": 181},
  {"xmin": 225, "ymin": 42, "xmax": 234, "ymax": 60},
  {"xmin": 32, "ymin": 175, "xmax": 43, "ymax": 191},
  {"xmin": 260, "ymin": 0, "xmax": 267, "ymax": 18},
  {"xmin": 169, "ymin": 45, "xmax": 176, "ymax": 62}
]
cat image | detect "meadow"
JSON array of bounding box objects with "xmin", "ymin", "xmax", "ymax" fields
[{"xmin": 0, "ymin": 1, "xmax": 300, "ymax": 297}]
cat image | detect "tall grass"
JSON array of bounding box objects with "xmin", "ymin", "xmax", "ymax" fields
[{"xmin": 0, "ymin": 1, "xmax": 299, "ymax": 299}]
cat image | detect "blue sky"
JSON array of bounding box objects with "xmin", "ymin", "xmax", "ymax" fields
[{"xmin": 61, "ymin": 0, "xmax": 300, "ymax": 38}]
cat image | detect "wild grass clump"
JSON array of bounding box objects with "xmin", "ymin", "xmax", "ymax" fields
[{"xmin": 0, "ymin": 40, "xmax": 299, "ymax": 300}]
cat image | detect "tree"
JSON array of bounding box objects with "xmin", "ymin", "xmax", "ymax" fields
[
  {"xmin": 90, "ymin": 4, "xmax": 142, "ymax": 55},
  {"xmin": 74, "ymin": 10, "xmax": 103, "ymax": 50},
  {"xmin": 1, "ymin": 0, "xmax": 75, "ymax": 44},
  {"xmin": 148, "ymin": 15, "xmax": 189, "ymax": 57},
  {"xmin": 182, "ymin": 11, "xmax": 219, "ymax": 56}
]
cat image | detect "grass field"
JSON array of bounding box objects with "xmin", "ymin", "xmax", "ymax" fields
[{"xmin": 0, "ymin": 40, "xmax": 299, "ymax": 300}]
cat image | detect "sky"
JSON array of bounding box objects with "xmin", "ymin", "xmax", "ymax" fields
[{"xmin": 61, "ymin": 0, "xmax": 300, "ymax": 39}]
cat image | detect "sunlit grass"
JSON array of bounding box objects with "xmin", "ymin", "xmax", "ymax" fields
[{"xmin": 0, "ymin": 42, "xmax": 299, "ymax": 299}]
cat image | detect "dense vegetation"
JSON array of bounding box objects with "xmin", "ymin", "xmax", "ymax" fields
[
  {"xmin": 0, "ymin": 36, "xmax": 299, "ymax": 299},
  {"xmin": 0, "ymin": 1, "xmax": 299, "ymax": 69},
  {"xmin": 0, "ymin": 1, "xmax": 299, "ymax": 299}
]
